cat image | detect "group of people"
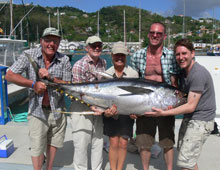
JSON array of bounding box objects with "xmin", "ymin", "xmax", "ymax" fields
[{"xmin": 5, "ymin": 22, "xmax": 216, "ymax": 170}]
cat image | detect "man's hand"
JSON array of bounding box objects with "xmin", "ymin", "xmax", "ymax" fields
[
  {"xmin": 144, "ymin": 107, "xmax": 165, "ymax": 117},
  {"xmin": 38, "ymin": 68, "xmax": 54, "ymax": 82},
  {"xmin": 167, "ymin": 106, "xmax": 173, "ymax": 110},
  {"xmin": 90, "ymin": 104, "xmax": 118, "ymax": 116},
  {"xmin": 33, "ymin": 81, "xmax": 47, "ymax": 94},
  {"xmin": 38, "ymin": 68, "xmax": 50, "ymax": 79}
]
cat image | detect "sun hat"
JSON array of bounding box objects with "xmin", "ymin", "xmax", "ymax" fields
[
  {"xmin": 112, "ymin": 41, "xmax": 128, "ymax": 55},
  {"xmin": 42, "ymin": 27, "xmax": 61, "ymax": 38},
  {"xmin": 86, "ymin": 36, "xmax": 102, "ymax": 45}
]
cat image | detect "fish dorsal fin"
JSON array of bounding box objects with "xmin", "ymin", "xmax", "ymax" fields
[
  {"xmin": 118, "ymin": 86, "xmax": 154, "ymax": 95},
  {"xmin": 24, "ymin": 52, "xmax": 40, "ymax": 80}
]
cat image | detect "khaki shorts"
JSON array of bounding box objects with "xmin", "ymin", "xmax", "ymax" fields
[
  {"xmin": 135, "ymin": 116, "xmax": 175, "ymax": 150},
  {"xmin": 28, "ymin": 108, "xmax": 67, "ymax": 157},
  {"xmin": 177, "ymin": 118, "xmax": 214, "ymax": 169}
]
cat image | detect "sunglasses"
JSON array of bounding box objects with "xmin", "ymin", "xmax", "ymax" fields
[
  {"xmin": 89, "ymin": 43, "xmax": 103, "ymax": 49},
  {"xmin": 43, "ymin": 38, "xmax": 60, "ymax": 45},
  {"xmin": 149, "ymin": 31, "xmax": 164, "ymax": 37}
]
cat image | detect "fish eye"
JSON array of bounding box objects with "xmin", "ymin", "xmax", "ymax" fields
[{"xmin": 174, "ymin": 90, "xmax": 179, "ymax": 95}]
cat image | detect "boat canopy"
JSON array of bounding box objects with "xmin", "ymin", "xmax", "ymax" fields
[{"xmin": 0, "ymin": 38, "xmax": 27, "ymax": 67}]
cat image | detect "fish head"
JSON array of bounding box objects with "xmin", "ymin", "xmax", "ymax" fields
[
  {"xmin": 161, "ymin": 88, "xmax": 187, "ymax": 109},
  {"xmin": 174, "ymin": 90, "xmax": 187, "ymax": 107}
]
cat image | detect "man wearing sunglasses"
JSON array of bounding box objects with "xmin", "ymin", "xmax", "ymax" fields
[
  {"xmin": 130, "ymin": 22, "xmax": 180, "ymax": 170},
  {"xmin": 70, "ymin": 36, "xmax": 117, "ymax": 170},
  {"xmin": 6, "ymin": 27, "xmax": 72, "ymax": 170}
]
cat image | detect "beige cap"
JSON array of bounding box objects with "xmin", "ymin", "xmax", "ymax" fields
[
  {"xmin": 112, "ymin": 41, "xmax": 128, "ymax": 55},
  {"xmin": 86, "ymin": 36, "xmax": 102, "ymax": 45},
  {"xmin": 42, "ymin": 27, "xmax": 61, "ymax": 38}
]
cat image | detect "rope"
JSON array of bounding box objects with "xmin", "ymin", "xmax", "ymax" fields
[
  {"xmin": 59, "ymin": 111, "xmax": 95, "ymax": 115},
  {"xmin": 7, "ymin": 107, "xmax": 28, "ymax": 122},
  {"xmin": 7, "ymin": 107, "xmax": 94, "ymax": 122}
]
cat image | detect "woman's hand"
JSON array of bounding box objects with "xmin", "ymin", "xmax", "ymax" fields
[
  {"xmin": 104, "ymin": 104, "xmax": 118, "ymax": 117},
  {"xmin": 129, "ymin": 114, "xmax": 138, "ymax": 119},
  {"xmin": 90, "ymin": 106, "xmax": 105, "ymax": 115}
]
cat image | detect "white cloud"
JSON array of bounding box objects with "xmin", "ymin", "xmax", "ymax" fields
[{"xmin": 171, "ymin": 0, "xmax": 220, "ymax": 18}]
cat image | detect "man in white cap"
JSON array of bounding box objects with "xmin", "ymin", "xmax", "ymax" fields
[
  {"xmin": 70, "ymin": 35, "xmax": 117, "ymax": 170},
  {"xmin": 6, "ymin": 27, "xmax": 72, "ymax": 170},
  {"xmin": 103, "ymin": 41, "xmax": 138, "ymax": 170}
]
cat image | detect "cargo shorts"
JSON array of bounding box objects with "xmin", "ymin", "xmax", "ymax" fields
[
  {"xmin": 135, "ymin": 116, "xmax": 175, "ymax": 150},
  {"xmin": 28, "ymin": 108, "xmax": 67, "ymax": 157},
  {"xmin": 177, "ymin": 118, "xmax": 214, "ymax": 169}
]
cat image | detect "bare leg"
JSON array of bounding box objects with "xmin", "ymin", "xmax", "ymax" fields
[
  {"xmin": 182, "ymin": 163, "xmax": 198, "ymax": 170},
  {"xmin": 46, "ymin": 144, "xmax": 57, "ymax": 170},
  {"xmin": 195, "ymin": 164, "xmax": 198, "ymax": 170},
  {"xmin": 109, "ymin": 136, "xmax": 119, "ymax": 170},
  {"xmin": 31, "ymin": 154, "xmax": 45, "ymax": 170},
  {"xmin": 117, "ymin": 137, "xmax": 128, "ymax": 170},
  {"xmin": 140, "ymin": 149, "xmax": 151, "ymax": 170},
  {"xmin": 164, "ymin": 147, "xmax": 174, "ymax": 170}
]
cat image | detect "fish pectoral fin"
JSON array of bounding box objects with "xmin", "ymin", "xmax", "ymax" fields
[{"xmin": 118, "ymin": 86, "xmax": 154, "ymax": 94}]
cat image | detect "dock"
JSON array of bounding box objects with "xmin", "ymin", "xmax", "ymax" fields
[
  {"xmin": 7, "ymin": 84, "xmax": 28, "ymax": 105},
  {"xmin": 0, "ymin": 118, "xmax": 220, "ymax": 170}
]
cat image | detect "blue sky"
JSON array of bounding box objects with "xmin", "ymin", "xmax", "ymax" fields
[{"xmin": 9, "ymin": 0, "xmax": 220, "ymax": 21}]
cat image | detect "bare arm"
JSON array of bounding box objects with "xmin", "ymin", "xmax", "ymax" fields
[
  {"xmin": 6, "ymin": 69, "xmax": 33, "ymax": 88},
  {"xmin": 145, "ymin": 91, "xmax": 202, "ymax": 116},
  {"xmin": 6, "ymin": 69, "xmax": 46, "ymax": 94}
]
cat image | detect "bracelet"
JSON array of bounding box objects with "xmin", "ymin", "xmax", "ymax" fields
[{"xmin": 31, "ymin": 81, "xmax": 36, "ymax": 88}]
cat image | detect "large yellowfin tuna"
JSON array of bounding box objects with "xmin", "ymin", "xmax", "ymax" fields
[{"xmin": 55, "ymin": 78, "xmax": 186, "ymax": 115}]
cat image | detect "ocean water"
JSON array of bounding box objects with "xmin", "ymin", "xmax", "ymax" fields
[{"xmin": 71, "ymin": 53, "xmax": 132, "ymax": 68}]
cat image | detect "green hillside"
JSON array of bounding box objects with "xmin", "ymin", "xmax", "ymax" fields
[{"xmin": 0, "ymin": 3, "xmax": 219, "ymax": 45}]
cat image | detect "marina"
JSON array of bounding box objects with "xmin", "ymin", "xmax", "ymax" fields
[
  {"xmin": 0, "ymin": 0, "xmax": 30, "ymax": 111},
  {"xmin": 0, "ymin": 0, "xmax": 220, "ymax": 169},
  {"xmin": 0, "ymin": 54, "xmax": 220, "ymax": 170},
  {"xmin": 0, "ymin": 38, "xmax": 28, "ymax": 109}
]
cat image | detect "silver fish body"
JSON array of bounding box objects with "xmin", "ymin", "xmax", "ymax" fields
[{"xmin": 57, "ymin": 78, "xmax": 186, "ymax": 115}]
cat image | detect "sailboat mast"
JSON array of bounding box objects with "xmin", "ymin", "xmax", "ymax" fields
[
  {"xmin": 9, "ymin": 0, "xmax": 14, "ymax": 38},
  {"xmin": 182, "ymin": 0, "xmax": 185, "ymax": 38},
  {"xmin": 212, "ymin": 8, "xmax": 215, "ymax": 45},
  {"xmin": 20, "ymin": 20, "xmax": 23, "ymax": 40},
  {"xmin": 37, "ymin": 24, "xmax": 39, "ymax": 43},
  {"xmin": 167, "ymin": 23, "xmax": 171, "ymax": 48},
  {"xmin": 49, "ymin": 14, "xmax": 51, "ymax": 27},
  {"xmin": 124, "ymin": 10, "xmax": 126, "ymax": 44},
  {"xmin": 139, "ymin": 5, "xmax": 141, "ymax": 47},
  {"xmin": 97, "ymin": 11, "xmax": 100, "ymax": 37},
  {"xmin": 57, "ymin": 8, "xmax": 60, "ymax": 31}
]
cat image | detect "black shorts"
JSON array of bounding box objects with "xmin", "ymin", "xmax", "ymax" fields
[
  {"xmin": 103, "ymin": 115, "xmax": 134, "ymax": 138},
  {"xmin": 136, "ymin": 116, "xmax": 175, "ymax": 149}
]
